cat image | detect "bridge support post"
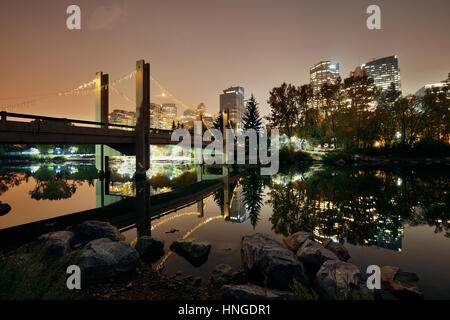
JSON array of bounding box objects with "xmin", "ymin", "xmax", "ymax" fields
[
  {"xmin": 95, "ymin": 72, "xmax": 109, "ymax": 205},
  {"xmin": 222, "ymin": 109, "xmax": 230, "ymax": 177},
  {"xmin": 135, "ymin": 60, "xmax": 150, "ymax": 179},
  {"xmin": 135, "ymin": 60, "xmax": 151, "ymax": 237},
  {"xmin": 197, "ymin": 199, "xmax": 204, "ymax": 218},
  {"xmin": 221, "ymin": 109, "xmax": 230, "ymax": 219},
  {"xmin": 95, "ymin": 72, "xmax": 109, "ymax": 128},
  {"xmin": 135, "ymin": 178, "xmax": 151, "ymax": 237}
]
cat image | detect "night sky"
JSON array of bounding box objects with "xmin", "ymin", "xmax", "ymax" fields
[{"xmin": 0, "ymin": 0, "xmax": 449, "ymax": 120}]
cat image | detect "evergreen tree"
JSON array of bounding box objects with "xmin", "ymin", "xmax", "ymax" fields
[
  {"xmin": 242, "ymin": 94, "xmax": 263, "ymax": 132},
  {"xmin": 212, "ymin": 113, "xmax": 224, "ymax": 133}
]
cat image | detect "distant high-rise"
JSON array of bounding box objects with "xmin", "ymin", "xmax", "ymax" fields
[
  {"xmin": 362, "ymin": 56, "xmax": 401, "ymax": 92},
  {"xmin": 415, "ymin": 73, "xmax": 450, "ymax": 97},
  {"xmin": 220, "ymin": 86, "xmax": 245, "ymax": 130},
  {"xmin": 310, "ymin": 61, "xmax": 340, "ymax": 96},
  {"xmin": 108, "ymin": 109, "xmax": 135, "ymax": 130},
  {"xmin": 161, "ymin": 103, "xmax": 177, "ymax": 129},
  {"xmin": 150, "ymin": 103, "xmax": 165, "ymax": 129}
]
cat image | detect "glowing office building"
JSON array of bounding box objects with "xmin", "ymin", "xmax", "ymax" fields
[{"xmin": 362, "ymin": 55, "xmax": 401, "ymax": 92}]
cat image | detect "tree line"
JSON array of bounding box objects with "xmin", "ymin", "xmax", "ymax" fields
[{"xmin": 268, "ymin": 74, "xmax": 449, "ymax": 150}]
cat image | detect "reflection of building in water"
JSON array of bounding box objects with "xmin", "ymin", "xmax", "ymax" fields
[
  {"xmin": 228, "ymin": 184, "xmax": 246, "ymax": 223},
  {"xmin": 372, "ymin": 215, "xmax": 403, "ymax": 251},
  {"xmin": 293, "ymin": 190, "xmax": 405, "ymax": 251}
]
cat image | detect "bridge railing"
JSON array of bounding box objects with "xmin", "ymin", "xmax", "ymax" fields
[{"xmin": 0, "ymin": 111, "xmax": 173, "ymax": 134}]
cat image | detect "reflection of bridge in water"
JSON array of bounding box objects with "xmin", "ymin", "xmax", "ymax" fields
[{"xmin": 0, "ymin": 164, "xmax": 242, "ymax": 249}]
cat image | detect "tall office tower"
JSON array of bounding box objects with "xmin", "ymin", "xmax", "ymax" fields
[
  {"xmin": 220, "ymin": 86, "xmax": 245, "ymax": 130},
  {"xmin": 161, "ymin": 103, "xmax": 177, "ymax": 129},
  {"xmin": 150, "ymin": 103, "xmax": 164, "ymax": 129},
  {"xmin": 310, "ymin": 61, "xmax": 340, "ymax": 96},
  {"xmin": 362, "ymin": 55, "xmax": 401, "ymax": 92}
]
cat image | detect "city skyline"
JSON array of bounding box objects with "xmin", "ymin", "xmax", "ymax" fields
[{"xmin": 0, "ymin": 0, "xmax": 449, "ymax": 120}]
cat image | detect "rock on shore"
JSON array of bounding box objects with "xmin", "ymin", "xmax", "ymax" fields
[
  {"xmin": 77, "ymin": 238, "xmax": 140, "ymax": 280},
  {"xmin": 170, "ymin": 239, "xmax": 211, "ymax": 267},
  {"xmin": 38, "ymin": 230, "xmax": 75, "ymax": 258},
  {"xmin": 72, "ymin": 220, "xmax": 124, "ymax": 245},
  {"xmin": 381, "ymin": 266, "xmax": 423, "ymax": 299},
  {"xmin": 209, "ymin": 264, "xmax": 246, "ymax": 288},
  {"xmin": 314, "ymin": 260, "xmax": 370, "ymax": 300},
  {"xmin": 221, "ymin": 284, "xmax": 294, "ymax": 300},
  {"xmin": 321, "ymin": 239, "xmax": 351, "ymax": 261},
  {"xmin": 282, "ymin": 231, "xmax": 314, "ymax": 253},
  {"xmin": 296, "ymin": 239, "xmax": 338, "ymax": 278},
  {"xmin": 241, "ymin": 233, "xmax": 310, "ymax": 290},
  {"xmin": 134, "ymin": 236, "xmax": 164, "ymax": 262}
]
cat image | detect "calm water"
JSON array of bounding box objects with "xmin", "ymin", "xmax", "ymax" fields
[{"xmin": 0, "ymin": 161, "xmax": 449, "ymax": 299}]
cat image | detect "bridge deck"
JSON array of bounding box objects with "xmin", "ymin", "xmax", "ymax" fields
[{"xmin": 0, "ymin": 112, "xmax": 209, "ymax": 151}]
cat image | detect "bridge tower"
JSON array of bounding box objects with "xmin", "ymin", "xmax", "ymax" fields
[
  {"xmin": 135, "ymin": 60, "xmax": 150, "ymax": 179},
  {"xmin": 135, "ymin": 60, "xmax": 151, "ymax": 237}
]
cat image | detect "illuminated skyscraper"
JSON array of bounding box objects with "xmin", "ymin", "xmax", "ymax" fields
[
  {"xmin": 415, "ymin": 73, "xmax": 450, "ymax": 97},
  {"xmin": 310, "ymin": 61, "xmax": 340, "ymax": 96},
  {"xmin": 220, "ymin": 86, "xmax": 245, "ymax": 130},
  {"xmin": 150, "ymin": 103, "xmax": 165, "ymax": 129},
  {"xmin": 362, "ymin": 55, "xmax": 401, "ymax": 92},
  {"xmin": 161, "ymin": 103, "xmax": 177, "ymax": 129},
  {"xmin": 108, "ymin": 109, "xmax": 135, "ymax": 130}
]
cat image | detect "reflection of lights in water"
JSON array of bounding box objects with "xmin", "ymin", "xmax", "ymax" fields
[
  {"xmin": 69, "ymin": 167, "xmax": 78, "ymax": 174},
  {"xmin": 155, "ymin": 215, "xmax": 222, "ymax": 271},
  {"xmin": 29, "ymin": 165, "xmax": 40, "ymax": 174},
  {"xmin": 130, "ymin": 197, "xmax": 212, "ymax": 246}
]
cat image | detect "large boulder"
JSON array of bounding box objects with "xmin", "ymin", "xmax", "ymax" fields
[
  {"xmin": 134, "ymin": 236, "xmax": 164, "ymax": 262},
  {"xmin": 170, "ymin": 239, "xmax": 211, "ymax": 267},
  {"xmin": 73, "ymin": 220, "xmax": 124, "ymax": 245},
  {"xmin": 321, "ymin": 239, "xmax": 351, "ymax": 261},
  {"xmin": 314, "ymin": 260, "xmax": 370, "ymax": 300},
  {"xmin": 77, "ymin": 238, "xmax": 140, "ymax": 280},
  {"xmin": 282, "ymin": 231, "xmax": 314, "ymax": 253},
  {"xmin": 296, "ymin": 239, "xmax": 338, "ymax": 278},
  {"xmin": 381, "ymin": 266, "xmax": 423, "ymax": 300},
  {"xmin": 221, "ymin": 284, "xmax": 294, "ymax": 300},
  {"xmin": 241, "ymin": 233, "xmax": 310, "ymax": 290},
  {"xmin": 209, "ymin": 264, "xmax": 246, "ymax": 288},
  {"xmin": 38, "ymin": 231, "xmax": 75, "ymax": 258}
]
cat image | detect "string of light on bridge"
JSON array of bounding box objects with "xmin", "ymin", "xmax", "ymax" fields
[{"xmin": 0, "ymin": 68, "xmax": 198, "ymax": 114}]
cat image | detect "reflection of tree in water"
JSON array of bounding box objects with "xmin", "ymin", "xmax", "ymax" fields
[
  {"xmin": 0, "ymin": 168, "xmax": 31, "ymax": 196},
  {"xmin": 213, "ymin": 179, "xmax": 238, "ymax": 216},
  {"xmin": 29, "ymin": 166, "xmax": 98, "ymax": 200},
  {"xmin": 267, "ymin": 167, "xmax": 450, "ymax": 246},
  {"xmin": 241, "ymin": 169, "xmax": 265, "ymax": 229},
  {"xmin": 267, "ymin": 181, "xmax": 319, "ymax": 237}
]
